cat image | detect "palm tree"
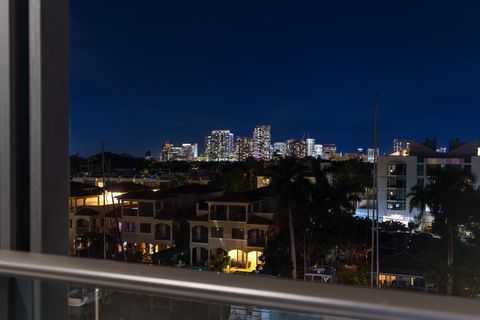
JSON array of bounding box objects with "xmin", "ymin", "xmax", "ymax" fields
[
  {"xmin": 269, "ymin": 157, "xmax": 311, "ymax": 279},
  {"xmin": 410, "ymin": 166, "xmax": 476, "ymax": 295},
  {"xmin": 408, "ymin": 183, "xmax": 430, "ymax": 230}
]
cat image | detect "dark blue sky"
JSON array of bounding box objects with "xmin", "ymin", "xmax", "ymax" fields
[{"xmin": 71, "ymin": 0, "xmax": 480, "ymax": 157}]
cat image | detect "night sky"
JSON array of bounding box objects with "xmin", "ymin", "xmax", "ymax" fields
[{"xmin": 71, "ymin": 1, "xmax": 480, "ymax": 157}]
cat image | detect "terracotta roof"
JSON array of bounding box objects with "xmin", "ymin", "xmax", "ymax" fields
[
  {"xmin": 116, "ymin": 190, "xmax": 176, "ymax": 201},
  {"xmin": 163, "ymin": 184, "xmax": 224, "ymax": 195},
  {"xmin": 188, "ymin": 214, "xmax": 209, "ymax": 222},
  {"xmin": 75, "ymin": 208, "xmax": 101, "ymax": 216},
  {"xmin": 247, "ymin": 215, "xmax": 272, "ymax": 225},
  {"xmin": 106, "ymin": 182, "xmax": 151, "ymax": 193}
]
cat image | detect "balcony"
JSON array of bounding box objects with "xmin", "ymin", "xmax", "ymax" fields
[
  {"xmin": 191, "ymin": 235, "xmax": 208, "ymax": 243},
  {"xmin": 0, "ymin": 250, "xmax": 478, "ymax": 320},
  {"xmin": 247, "ymin": 239, "xmax": 265, "ymax": 247},
  {"xmin": 229, "ymin": 212, "xmax": 247, "ymax": 222}
]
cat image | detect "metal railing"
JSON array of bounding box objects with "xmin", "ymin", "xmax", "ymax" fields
[{"xmin": 0, "ymin": 250, "xmax": 479, "ymax": 320}]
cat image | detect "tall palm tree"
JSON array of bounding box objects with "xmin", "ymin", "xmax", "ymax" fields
[
  {"xmin": 410, "ymin": 166, "xmax": 476, "ymax": 295},
  {"xmin": 269, "ymin": 157, "xmax": 311, "ymax": 279},
  {"xmin": 408, "ymin": 183, "xmax": 430, "ymax": 230}
]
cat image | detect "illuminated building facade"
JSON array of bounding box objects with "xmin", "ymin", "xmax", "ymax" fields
[
  {"xmin": 236, "ymin": 137, "xmax": 253, "ymax": 161},
  {"xmin": 306, "ymin": 138, "xmax": 315, "ymax": 157},
  {"xmin": 205, "ymin": 130, "xmax": 235, "ymax": 162},
  {"xmin": 252, "ymin": 125, "xmax": 272, "ymax": 161},
  {"xmin": 314, "ymin": 144, "xmax": 323, "ymax": 158},
  {"xmin": 393, "ymin": 138, "xmax": 409, "ymax": 154},
  {"xmin": 160, "ymin": 141, "xmax": 174, "ymax": 161},
  {"xmin": 161, "ymin": 142, "xmax": 198, "ymax": 161},
  {"xmin": 378, "ymin": 139, "xmax": 480, "ymax": 228},
  {"xmin": 273, "ymin": 142, "xmax": 287, "ymax": 158},
  {"xmin": 322, "ymin": 144, "xmax": 337, "ymax": 160},
  {"xmin": 286, "ymin": 139, "xmax": 306, "ymax": 158}
]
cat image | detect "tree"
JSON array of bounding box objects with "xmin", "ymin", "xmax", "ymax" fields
[
  {"xmin": 410, "ymin": 166, "xmax": 476, "ymax": 295},
  {"xmin": 268, "ymin": 157, "xmax": 310, "ymax": 279},
  {"xmin": 209, "ymin": 249, "xmax": 230, "ymax": 272},
  {"xmin": 408, "ymin": 183, "xmax": 430, "ymax": 230}
]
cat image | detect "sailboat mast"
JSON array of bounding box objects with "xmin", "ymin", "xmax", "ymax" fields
[{"xmin": 102, "ymin": 143, "xmax": 106, "ymax": 259}]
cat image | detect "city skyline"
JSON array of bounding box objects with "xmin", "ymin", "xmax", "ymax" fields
[{"xmin": 71, "ymin": 1, "xmax": 480, "ymax": 156}]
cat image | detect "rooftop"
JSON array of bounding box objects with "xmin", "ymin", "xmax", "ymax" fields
[
  {"xmin": 116, "ymin": 190, "xmax": 176, "ymax": 201},
  {"xmin": 106, "ymin": 182, "xmax": 152, "ymax": 193},
  {"xmin": 70, "ymin": 181, "xmax": 103, "ymax": 197},
  {"xmin": 163, "ymin": 184, "xmax": 224, "ymax": 195}
]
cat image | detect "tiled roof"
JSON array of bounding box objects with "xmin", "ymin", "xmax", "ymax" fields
[
  {"xmin": 247, "ymin": 215, "xmax": 272, "ymax": 225},
  {"xmin": 116, "ymin": 190, "xmax": 176, "ymax": 201}
]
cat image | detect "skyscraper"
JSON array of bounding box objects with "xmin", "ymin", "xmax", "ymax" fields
[
  {"xmin": 252, "ymin": 125, "xmax": 271, "ymax": 161},
  {"xmin": 204, "ymin": 130, "xmax": 235, "ymax": 161},
  {"xmin": 286, "ymin": 139, "xmax": 306, "ymax": 158},
  {"xmin": 306, "ymin": 138, "xmax": 315, "ymax": 157},
  {"xmin": 314, "ymin": 144, "xmax": 323, "ymax": 158},
  {"xmin": 181, "ymin": 143, "xmax": 198, "ymax": 161},
  {"xmin": 273, "ymin": 142, "xmax": 287, "ymax": 158},
  {"xmin": 160, "ymin": 141, "xmax": 174, "ymax": 161},
  {"xmin": 322, "ymin": 144, "xmax": 337, "ymax": 160},
  {"xmin": 235, "ymin": 137, "xmax": 253, "ymax": 161}
]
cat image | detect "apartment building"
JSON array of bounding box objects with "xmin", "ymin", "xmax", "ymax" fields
[
  {"xmin": 378, "ymin": 139, "xmax": 480, "ymax": 226},
  {"xmin": 188, "ymin": 188, "xmax": 275, "ymax": 270}
]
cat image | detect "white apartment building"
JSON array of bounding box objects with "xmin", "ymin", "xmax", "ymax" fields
[{"xmin": 378, "ymin": 139, "xmax": 480, "ymax": 226}]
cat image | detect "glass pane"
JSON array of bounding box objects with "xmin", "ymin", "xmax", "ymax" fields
[{"xmin": 68, "ymin": 285, "xmax": 359, "ymax": 320}]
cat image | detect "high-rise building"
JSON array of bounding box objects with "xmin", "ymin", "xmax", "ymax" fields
[
  {"xmin": 161, "ymin": 142, "xmax": 198, "ymax": 161},
  {"xmin": 204, "ymin": 130, "xmax": 235, "ymax": 161},
  {"xmin": 322, "ymin": 144, "xmax": 337, "ymax": 160},
  {"xmin": 252, "ymin": 125, "xmax": 271, "ymax": 161},
  {"xmin": 273, "ymin": 142, "xmax": 287, "ymax": 158},
  {"xmin": 235, "ymin": 137, "xmax": 253, "ymax": 161},
  {"xmin": 314, "ymin": 144, "xmax": 323, "ymax": 158},
  {"xmin": 393, "ymin": 139, "xmax": 409, "ymax": 153},
  {"xmin": 160, "ymin": 141, "xmax": 174, "ymax": 161},
  {"xmin": 367, "ymin": 148, "xmax": 375, "ymax": 163},
  {"xmin": 181, "ymin": 143, "xmax": 198, "ymax": 161},
  {"xmin": 286, "ymin": 139, "xmax": 306, "ymax": 158},
  {"xmin": 306, "ymin": 138, "xmax": 315, "ymax": 157}
]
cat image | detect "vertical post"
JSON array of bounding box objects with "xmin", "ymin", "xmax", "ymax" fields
[
  {"xmin": 1, "ymin": 0, "xmax": 34, "ymax": 319},
  {"xmin": 374, "ymin": 95, "xmax": 380, "ymax": 288},
  {"xmin": 29, "ymin": 0, "xmax": 70, "ymax": 319}
]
